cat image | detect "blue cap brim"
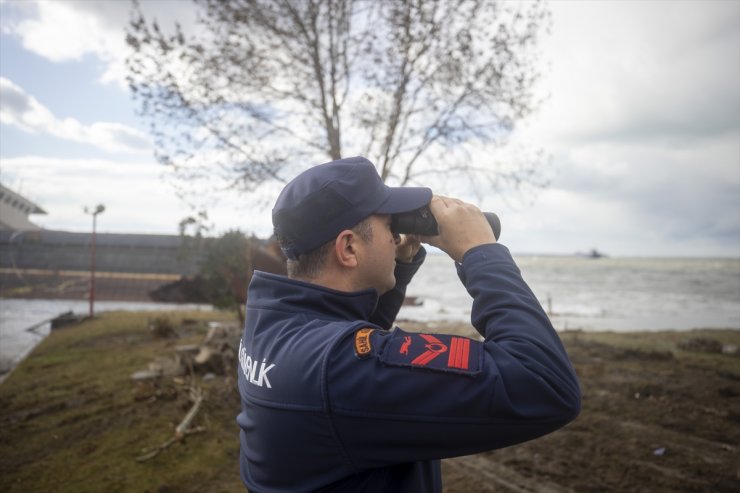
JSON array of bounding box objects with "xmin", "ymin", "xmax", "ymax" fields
[{"xmin": 375, "ymin": 186, "xmax": 432, "ymax": 215}]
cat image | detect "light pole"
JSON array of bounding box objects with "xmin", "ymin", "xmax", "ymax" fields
[{"xmin": 84, "ymin": 204, "xmax": 105, "ymax": 318}]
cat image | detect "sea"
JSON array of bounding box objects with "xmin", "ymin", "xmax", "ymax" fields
[
  {"xmin": 397, "ymin": 254, "xmax": 740, "ymax": 332},
  {"xmin": 1, "ymin": 254, "xmax": 739, "ymax": 379}
]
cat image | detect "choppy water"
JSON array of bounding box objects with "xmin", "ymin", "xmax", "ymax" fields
[
  {"xmin": 397, "ymin": 254, "xmax": 740, "ymax": 331},
  {"xmin": 2, "ymin": 254, "xmax": 738, "ymax": 379}
]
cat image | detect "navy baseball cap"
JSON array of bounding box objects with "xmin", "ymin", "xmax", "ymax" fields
[{"xmin": 273, "ymin": 156, "xmax": 432, "ymax": 259}]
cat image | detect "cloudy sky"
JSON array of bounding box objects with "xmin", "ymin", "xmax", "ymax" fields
[{"xmin": 0, "ymin": 0, "xmax": 738, "ymax": 258}]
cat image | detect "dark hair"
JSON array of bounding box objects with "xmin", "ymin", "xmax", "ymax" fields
[{"xmin": 280, "ymin": 217, "xmax": 374, "ymax": 280}]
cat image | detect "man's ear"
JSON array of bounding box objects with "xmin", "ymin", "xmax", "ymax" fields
[{"xmin": 334, "ymin": 230, "xmax": 359, "ymax": 268}]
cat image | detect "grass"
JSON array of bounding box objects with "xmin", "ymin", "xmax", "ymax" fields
[
  {"xmin": 563, "ymin": 328, "xmax": 740, "ymax": 375},
  {"xmin": 0, "ymin": 310, "xmax": 243, "ymax": 493}
]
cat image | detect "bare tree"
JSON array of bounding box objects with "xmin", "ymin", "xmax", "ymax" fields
[{"xmin": 126, "ymin": 0, "xmax": 550, "ymax": 205}]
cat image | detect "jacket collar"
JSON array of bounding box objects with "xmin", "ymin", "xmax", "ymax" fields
[{"xmin": 248, "ymin": 270, "xmax": 379, "ymax": 321}]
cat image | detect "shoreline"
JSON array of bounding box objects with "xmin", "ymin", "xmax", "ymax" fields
[
  {"xmin": 0, "ymin": 299, "xmax": 214, "ymax": 383},
  {"xmin": 1, "ymin": 311, "xmax": 739, "ymax": 492},
  {"xmin": 2, "ymin": 306, "xmax": 738, "ymax": 385},
  {"xmin": 3, "ymin": 312, "xmax": 737, "ymax": 383}
]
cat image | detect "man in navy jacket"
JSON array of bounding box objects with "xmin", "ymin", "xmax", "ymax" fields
[{"xmin": 237, "ymin": 156, "xmax": 581, "ymax": 492}]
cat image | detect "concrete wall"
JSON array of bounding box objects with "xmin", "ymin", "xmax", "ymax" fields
[{"xmin": 0, "ymin": 230, "xmax": 204, "ymax": 276}]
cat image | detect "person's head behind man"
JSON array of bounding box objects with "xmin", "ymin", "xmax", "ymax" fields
[{"xmin": 272, "ymin": 156, "xmax": 431, "ymax": 295}]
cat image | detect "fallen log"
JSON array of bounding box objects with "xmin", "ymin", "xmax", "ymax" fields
[{"xmin": 136, "ymin": 386, "xmax": 205, "ymax": 462}]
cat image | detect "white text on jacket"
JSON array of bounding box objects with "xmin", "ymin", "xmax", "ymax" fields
[{"xmin": 239, "ymin": 340, "xmax": 275, "ymax": 388}]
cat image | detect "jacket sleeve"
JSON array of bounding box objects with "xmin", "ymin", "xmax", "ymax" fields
[
  {"xmin": 368, "ymin": 247, "xmax": 426, "ymax": 329},
  {"xmin": 325, "ymin": 243, "xmax": 581, "ymax": 470}
]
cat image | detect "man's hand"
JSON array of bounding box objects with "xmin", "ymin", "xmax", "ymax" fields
[
  {"xmin": 421, "ymin": 196, "xmax": 497, "ymax": 263},
  {"xmin": 395, "ymin": 234, "xmax": 422, "ymax": 263}
]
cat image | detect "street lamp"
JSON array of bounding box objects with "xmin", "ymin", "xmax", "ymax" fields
[{"xmin": 84, "ymin": 204, "xmax": 105, "ymax": 318}]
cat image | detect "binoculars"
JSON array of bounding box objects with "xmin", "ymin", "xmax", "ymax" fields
[{"xmin": 391, "ymin": 205, "xmax": 501, "ymax": 240}]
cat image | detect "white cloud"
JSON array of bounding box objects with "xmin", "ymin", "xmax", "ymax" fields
[
  {"xmin": 535, "ymin": 0, "xmax": 739, "ymax": 144},
  {"xmin": 0, "ymin": 155, "xmax": 184, "ymax": 234},
  {"xmin": 500, "ymin": 129, "xmax": 740, "ymax": 257},
  {"xmin": 501, "ymin": 0, "xmax": 740, "ymax": 257},
  {"xmin": 6, "ymin": 0, "xmax": 127, "ymax": 84},
  {"xmin": 0, "ymin": 155, "xmax": 275, "ymax": 237},
  {"xmin": 12, "ymin": 1, "xmax": 118, "ymax": 62},
  {"xmin": 500, "ymin": 122, "xmax": 740, "ymax": 257},
  {"xmin": 0, "ymin": 0, "xmax": 737, "ymax": 257},
  {"xmin": 2, "ymin": 0, "xmax": 199, "ymax": 86},
  {"xmin": 0, "ymin": 77, "xmax": 151, "ymax": 154}
]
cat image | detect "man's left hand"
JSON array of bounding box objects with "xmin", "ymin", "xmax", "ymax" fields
[{"xmin": 395, "ymin": 234, "xmax": 421, "ymax": 263}]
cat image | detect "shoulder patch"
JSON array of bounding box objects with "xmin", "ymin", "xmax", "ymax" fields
[
  {"xmin": 380, "ymin": 330, "xmax": 482, "ymax": 376},
  {"xmin": 353, "ymin": 328, "xmax": 375, "ymax": 359}
]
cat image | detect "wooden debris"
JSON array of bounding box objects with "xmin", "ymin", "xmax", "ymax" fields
[
  {"xmin": 130, "ymin": 370, "xmax": 161, "ymax": 381},
  {"xmin": 136, "ymin": 386, "xmax": 205, "ymax": 462},
  {"xmin": 131, "ymin": 319, "xmax": 241, "ymax": 461},
  {"xmin": 50, "ymin": 311, "xmax": 86, "ymax": 330}
]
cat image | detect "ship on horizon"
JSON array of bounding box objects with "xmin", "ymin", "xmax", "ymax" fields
[{"xmin": 576, "ymin": 248, "xmax": 608, "ymax": 259}]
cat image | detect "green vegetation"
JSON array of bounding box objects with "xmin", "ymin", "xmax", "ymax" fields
[
  {"xmin": 199, "ymin": 231, "xmax": 252, "ymax": 321},
  {"xmin": 0, "ymin": 311, "xmax": 242, "ymax": 493}
]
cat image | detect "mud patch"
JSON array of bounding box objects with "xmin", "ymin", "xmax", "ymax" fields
[{"xmin": 440, "ymin": 328, "xmax": 740, "ymax": 493}]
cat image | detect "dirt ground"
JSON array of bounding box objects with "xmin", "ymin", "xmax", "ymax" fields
[
  {"xmin": 0, "ymin": 313, "xmax": 738, "ymax": 492},
  {"xmin": 432, "ymin": 324, "xmax": 740, "ymax": 493}
]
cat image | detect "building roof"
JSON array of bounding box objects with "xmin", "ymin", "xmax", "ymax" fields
[
  {"xmin": 0, "ymin": 184, "xmax": 47, "ymax": 231},
  {"xmin": 0, "ymin": 184, "xmax": 47, "ymax": 215}
]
